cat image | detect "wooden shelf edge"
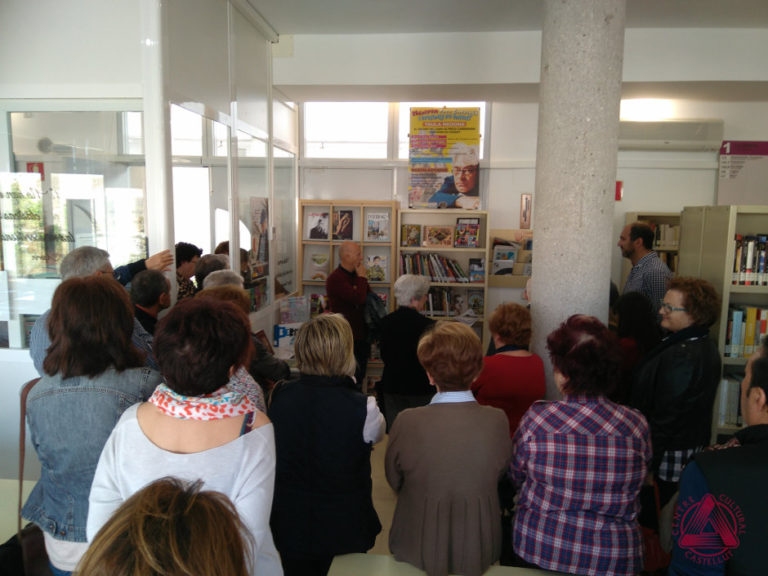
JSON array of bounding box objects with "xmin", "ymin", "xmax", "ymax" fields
[{"xmin": 488, "ymin": 275, "xmax": 529, "ymax": 288}]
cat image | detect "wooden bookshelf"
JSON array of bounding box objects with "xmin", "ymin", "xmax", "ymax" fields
[
  {"xmin": 678, "ymin": 205, "xmax": 768, "ymax": 441},
  {"xmin": 298, "ymin": 199, "xmax": 397, "ymax": 315},
  {"xmin": 397, "ymin": 209, "xmax": 489, "ymax": 349}
]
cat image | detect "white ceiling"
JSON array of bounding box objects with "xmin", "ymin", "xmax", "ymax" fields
[{"xmin": 249, "ymin": 0, "xmax": 768, "ymax": 36}]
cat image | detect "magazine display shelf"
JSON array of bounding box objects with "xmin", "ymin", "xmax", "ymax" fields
[
  {"xmin": 298, "ymin": 199, "xmax": 397, "ymax": 316},
  {"xmin": 678, "ymin": 205, "xmax": 768, "ymax": 442},
  {"xmin": 487, "ymin": 229, "xmax": 533, "ymax": 289},
  {"xmin": 397, "ymin": 209, "xmax": 490, "ymax": 349}
]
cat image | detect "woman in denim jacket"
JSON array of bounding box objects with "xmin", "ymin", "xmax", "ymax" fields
[{"xmin": 22, "ymin": 276, "xmax": 161, "ymax": 575}]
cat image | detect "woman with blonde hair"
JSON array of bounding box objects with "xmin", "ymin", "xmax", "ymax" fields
[
  {"xmin": 268, "ymin": 313, "xmax": 385, "ymax": 576},
  {"xmin": 386, "ymin": 321, "xmax": 511, "ymax": 576},
  {"xmin": 77, "ymin": 477, "xmax": 251, "ymax": 576}
]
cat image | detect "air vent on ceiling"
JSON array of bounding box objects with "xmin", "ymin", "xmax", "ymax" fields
[{"xmin": 618, "ymin": 120, "xmax": 724, "ymax": 151}]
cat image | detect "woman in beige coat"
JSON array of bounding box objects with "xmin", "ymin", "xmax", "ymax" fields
[{"xmin": 385, "ymin": 322, "xmax": 511, "ymax": 576}]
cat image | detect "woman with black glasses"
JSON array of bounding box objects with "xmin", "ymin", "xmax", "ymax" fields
[{"xmin": 630, "ymin": 276, "xmax": 721, "ymax": 506}]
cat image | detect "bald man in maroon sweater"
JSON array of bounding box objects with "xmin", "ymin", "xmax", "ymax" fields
[{"xmin": 326, "ymin": 241, "xmax": 370, "ymax": 387}]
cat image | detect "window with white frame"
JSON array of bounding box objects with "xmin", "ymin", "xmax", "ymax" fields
[
  {"xmin": 303, "ymin": 102, "xmax": 390, "ymax": 159},
  {"xmin": 302, "ymin": 101, "xmax": 487, "ymax": 160}
]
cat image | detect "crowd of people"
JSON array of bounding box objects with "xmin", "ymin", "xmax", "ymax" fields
[{"xmin": 20, "ymin": 227, "xmax": 764, "ymax": 576}]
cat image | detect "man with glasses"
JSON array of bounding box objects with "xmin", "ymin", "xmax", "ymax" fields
[
  {"xmin": 429, "ymin": 142, "xmax": 480, "ymax": 209},
  {"xmin": 618, "ymin": 221, "xmax": 673, "ymax": 309}
]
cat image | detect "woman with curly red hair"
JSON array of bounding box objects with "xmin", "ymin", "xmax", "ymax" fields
[{"xmin": 630, "ymin": 276, "xmax": 721, "ymax": 506}]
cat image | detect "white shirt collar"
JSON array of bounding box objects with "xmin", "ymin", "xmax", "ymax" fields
[{"xmin": 430, "ymin": 390, "xmax": 476, "ymax": 404}]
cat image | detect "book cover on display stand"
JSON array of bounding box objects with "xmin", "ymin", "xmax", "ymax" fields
[
  {"xmin": 365, "ymin": 254, "xmax": 388, "ymax": 282},
  {"xmin": 468, "ymin": 258, "xmax": 485, "ymax": 283},
  {"xmin": 307, "ymin": 212, "xmax": 329, "ymax": 240},
  {"xmin": 454, "ymin": 217, "xmax": 480, "ymax": 248},
  {"xmin": 365, "ymin": 212, "xmax": 390, "ymax": 242},
  {"xmin": 467, "ymin": 289, "xmax": 484, "ymax": 316},
  {"xmin": 332, "ymin": 209, "xmax": 353, "ymax": 240},
  {"xmin": 423, "ymin": 225, "xmax": 454, "ymax": 247},
  {"xmin": 401, "ymin": 224, "xmax": 422, "ymax": 247}
]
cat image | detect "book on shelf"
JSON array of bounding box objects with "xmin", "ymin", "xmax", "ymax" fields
[
  {"xmin": 468, "ymin": 258, "xmax": 485, "ymax": 283},
  {"xmin": 365, "ymin": 212, "xmax": 390, "ymax": 242},
  {"xmin": 423, "ymin": 225, "xmax": 454, "ymax": 248},
  {"xmin": 718, "ymin": 375, "xmax": 744, "ymax": 427},
  {"xmin": 491, "ymin": 243, "xmax": 520, "ymax": 275},
  {"xmin": 732, "ymin": 233, "xmax": 768, "ymax": 286},
  {"xmin": 653, "ymin": 223, "xmax": 680, "ymax": 249},
  {"xmin": 426, "ymin": 287, "xmax": 453, "ymax": 317},
  {"xmin": 467, "ymin": 289, "xmax": 484, "ymax": 316},
  {"xmin": 454, "ymin": 217, "xmax": 480, "ymax": 248},
  {"xmin": 332, "ymin": 209, "xmax": 354, "ymax": 240},
  {"xmin": 726, "ymin": 306, "xmax": 768, "ymax": 358},
  {"xmin": 401, "ymin": 224, "xmax": 422, "ymax": 247},
  {"xmin": 399, "ymin": 252, "xmax": 470, "ymax": 283},
  {"xmin": 306, "ymin": 250, "xmax": 330, "ymax": 281},
  {"xmin": 279, "ymin": 296, "xmax": 310, "ymax": 324},
  {"xmin": 307, "ymin": 212, "xmax": 330, "ymax": 240},
  {"xmin": 309, "ymin": 293, "xmax": 328, "ymax": 317},
  {"xmin": 365, "ymin": 254, "xmax": 388, "ymax": 282},
  {"xmin": 452, "ymin": 292, "xmax": 469, "ymax": 315}
]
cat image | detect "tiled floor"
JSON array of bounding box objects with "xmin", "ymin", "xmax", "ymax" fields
[
  {"xmin": 371, "ymin": 433, "xmax": 396, "ymax": 554},
  {"xmin": 1, "ymin": 436, "xmax": 397, "ymax": 553}
]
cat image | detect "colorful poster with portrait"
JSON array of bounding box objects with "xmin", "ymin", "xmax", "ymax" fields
[{"xmin": 409, "ymin": 107, "xmax": 481, "ymax": 209}]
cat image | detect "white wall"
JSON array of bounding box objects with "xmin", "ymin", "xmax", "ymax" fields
[
  {"xmin": 298, "ymin": 97, "xmax": 768, "ymax": 321},
  {"xmin": 0, "ymin": 0, "xmax": 142, "ymax": 99}
]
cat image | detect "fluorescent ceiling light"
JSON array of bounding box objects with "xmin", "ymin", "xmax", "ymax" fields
[{"xmin": 620, "ymin": 99, "xmax": 675, "ymax": 121}]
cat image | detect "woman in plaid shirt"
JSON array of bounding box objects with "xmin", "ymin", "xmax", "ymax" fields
[{"xmin": 510, "ymin": 315, "xmax": 651, "ymax": 576}]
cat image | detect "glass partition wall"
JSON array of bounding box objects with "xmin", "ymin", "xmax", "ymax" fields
[
  {"xmin": 1, "ymin": 109, "xmax": 147, "ymax": 348},
  {"xmin": 0, "ymin": 103, "xmax": 297, "ymax": 349}
]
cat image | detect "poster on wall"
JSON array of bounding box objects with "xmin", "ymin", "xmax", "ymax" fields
[
  {"xmin": 408, "ymin": 107, "xmax": 481, "ymax": 209},
  {"xmin": 0, "ymin": 172, "xmax": 76, "ymax": 278},
  {"xmin": 717, "ymin": 141, "xmax": 768, "ymax": 206}
]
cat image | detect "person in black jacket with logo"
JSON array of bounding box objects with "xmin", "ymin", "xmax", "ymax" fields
[{"xmin": 668, "ymin": 339, "xmax": 768, "ymax": 576}]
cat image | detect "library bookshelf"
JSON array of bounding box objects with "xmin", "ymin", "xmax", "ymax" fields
[
  {"xmin": 397, "ymin": 209, "xmax": 490, "ymax": 348},
  {"xmin": 678, "ymin": 205, "xmax": 768, "ymax": 441},
  {"xmin": 298, "ymin": 199, "xmax": 397, "ymax": 315}
]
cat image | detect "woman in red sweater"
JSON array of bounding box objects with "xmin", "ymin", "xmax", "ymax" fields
[{"xmin": 471, "ymin": 302, "xmax": 545, "ymax": 437}]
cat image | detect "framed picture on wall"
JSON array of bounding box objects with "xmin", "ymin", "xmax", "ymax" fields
[{"xmin": 520, "ymin": 194, "xmax": 532, "ymax": 229}]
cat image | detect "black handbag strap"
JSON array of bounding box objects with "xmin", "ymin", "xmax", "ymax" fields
[{"xmin": 18, "ymin": 378, "xmax": 40, "ymax": 538}]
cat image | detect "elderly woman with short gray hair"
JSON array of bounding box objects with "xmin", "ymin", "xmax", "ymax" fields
[{"xmin": 378, "ymin": 274, "xmax": 435, "ymax": 431}]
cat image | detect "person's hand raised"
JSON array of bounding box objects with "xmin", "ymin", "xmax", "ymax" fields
[{"xmin": 146, "ymin": 249, "xmax": 173, "ymax": 272}]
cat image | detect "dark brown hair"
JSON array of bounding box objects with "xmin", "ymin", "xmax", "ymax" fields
[
  {"xmin": 546, "ymin": 314, "xmax": 621, "ymax": 396},
  {"xmin": 667, "ymin": 277, "xmax": 721, "ymax": 328},
  {"xmin": 153, "ymin": 298, "xmax": 251, "ymax": 396},
  {"xmin": 489, "ymin": 302, "xmax": 532, "ymax": 348},
  {"xmin": 76, "ymin": 477, "xmax": 251, "ymax": 576},
  {"xmin": 417, "ymin": 321, "xmax": 483, "ymax": 391},
  {"xmin": 44, "ymin": 276, "xmax": 144, "ymax": 378}
]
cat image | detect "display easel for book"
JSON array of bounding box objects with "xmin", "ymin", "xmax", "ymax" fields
[{"xmin": 487, "ymin": 229, "xmax": 533, "ymax": 289}]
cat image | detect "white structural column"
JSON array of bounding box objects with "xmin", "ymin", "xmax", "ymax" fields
[{"xmin": 530, "ymin": 0, "xmax": 626, "ymax": 399}]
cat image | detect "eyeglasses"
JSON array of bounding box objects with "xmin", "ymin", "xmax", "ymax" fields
[
  {"xmin": 660, "ymin": 302, "xmax": 687, "ymax": 313},
  {"xmin": 452, "ymin": 166, "xmax": 477, "ymax": 176}
]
